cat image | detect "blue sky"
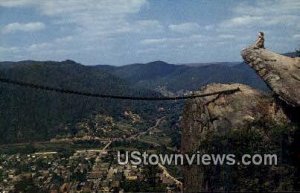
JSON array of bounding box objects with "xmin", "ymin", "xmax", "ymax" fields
[{"xmin": 0, "ymin": 0, "xmax": 299, "ymax": 65}]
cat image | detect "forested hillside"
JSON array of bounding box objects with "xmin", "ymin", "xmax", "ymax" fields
[
  {"xmin": 97, "ymin": 61, "xmax": 269, "ymax": 93},
  {"xmin": 0, "ymin": 60, "xmax": 163, "ymax": 143}
]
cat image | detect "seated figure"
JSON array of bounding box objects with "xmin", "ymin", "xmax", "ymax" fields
[{"xmin": 254, "ymin": 32, "xmax": 265, "ymax": 49}]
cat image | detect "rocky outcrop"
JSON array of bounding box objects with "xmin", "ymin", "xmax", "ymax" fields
[
  {"xmin": 181, "ymin": 46, "xmax": 300, "ymax": 192},
  {"xmin": 181, "ymin": 83, "xmax": 288, "ymax": 152},
  {"xmin": 241, "ymin": 47, "xmax": 300, "ymax": 107},
  {"xmin": 181, "ymin": 83, "xmax": 289, "ymax": 192}
]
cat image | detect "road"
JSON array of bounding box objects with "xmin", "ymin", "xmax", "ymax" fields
[
  {"xmin": 126, "ymin": 117, "xmax": 183, "ymax": 191},
  {"xmin": 75, "ymin": 140, "xmax": 112, "ymax": 154},
  {"xmin": 158, "ymin": 163, "xmax": 183, "ymax": 191},
  {"xmin": 102, "ymin": 140, "xmax": 112, "ymax": 151},
  {"xmin": 126, "ymin": 116, "xmax": 165, "ymax": 141},
  {"xmin": 22, "ymin": 117, "xmax": 183, "ymax": 191}
]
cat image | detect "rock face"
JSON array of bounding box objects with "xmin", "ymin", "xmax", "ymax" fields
[
  {"xmin": 181, "ymin": 46, "xmax": 300, "ymax": 192},
  {"xmin": 181, "ymin": 83, "xmax": 288, "ymax": 153},
  {"xmin": 241, "ymin": 47, "xmax": 300, "ymax": 107},
  {"xmin": 181, "ymin": 83, "xmax": 289, "ymax": 192}
]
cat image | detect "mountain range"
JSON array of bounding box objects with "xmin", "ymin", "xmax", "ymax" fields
[
  {"xmin": 96, "ymin": 60, "xmax": 269, "ymax": 94},
  {"xmin": 0, "ymin": 59, "xmax": 270, "ymax": 143},
  {"xmin": 0, "ymin": 60, "xmax": 162, "ymax": 143}
]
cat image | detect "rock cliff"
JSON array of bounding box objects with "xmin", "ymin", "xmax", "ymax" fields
[
  {"xmin": 181, "ymin": 83, "xmax": 290, "ymax": 192},
  {"xmin": 181, "ymin": 47, "xmax": 300, "ymax": 192},
  {"xmin": 241, "ymin": 47, "xmax": 300, "ymax": 107},
  {"xmin": 181, "ymin": 83, "xmax": 288, "ymax": 154}
]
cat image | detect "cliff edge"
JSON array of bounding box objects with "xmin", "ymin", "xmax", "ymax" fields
[
  {"xmin": 181, "ymin": 46, "xmax": 300, "ymax": 192},
  {"xmin": 241, "ymin": 47, "xmax": 300, "ymax": 107},
  {"xmin": 181, "ymin": 83, "xmax": 290, "ymax": 192}
]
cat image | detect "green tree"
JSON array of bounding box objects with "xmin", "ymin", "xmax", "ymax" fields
[
  {"xmin": 14, "ymin": 177, "xmax": 42, "ymax": 193},
  {"xmin": 296, "ymin": 48, "xmax": 300, "ymax": 56}
]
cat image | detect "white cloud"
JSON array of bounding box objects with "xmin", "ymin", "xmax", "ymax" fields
[
  {"xmin": 38, "ymin": 0, "xmax": 147, "ymax": 17},
  {"xmin": 1, "ymin": 0, "xmax": 299, "ymax": 64},
  {"xmin": 169, "ymin": 22, "xmax": 201, "ymax": 33},
  {"xmin": 218, "ymin": 34, "xmax": 236, "ymax": 39},
  {"xmin": 220, "ymin": 16, "xmax": 263, "ymax": 28},
  {"xmin": 27, "ymin": 36, "xmax": 74, "ymax": 52},
  {"xmin": 28, "ymin": 42, "xmax": 51, "ymax": 52},
  {"xmin": 141, "ymin": 34, "xmax": 204, "ymax": 46},
  {"xmin": 293, "ymin": 34, "xmax": 300, "ymax": 39},
  {"xmin": 232, "ymin": 0, "xmax": 300, "ymax": 16},
  {"xmin": 1, "ymin": 22, "xmax": 45, "ymax": 34},
  {"xmin": 54, "ymin": 36, "xmax": 74, "ymax": 43},
  {"xmin": 0, "ymin": 0, "xmax": 163, "ymax": 64},
  {"xmin": 140, "ymin": 38, "xmax": 168, "ymax": 45},
  {"xmin": 0, "ymin": 0, "xmax": 152, "ymax": 38},
  {"xmin": 204, "ymin": 25, "xmax": 214, "ymax": 31},
  {"xmin": 0, "ymin": 46, "xmax": 20, "ymax": 53},
  {"xmin": 0, "ymin": 0, "xmax": 35, "ymax": 7},
  {"xmin": 220, "ymin": 0, "xmax": 300, "ymax": 29},
  {"xmin": 134, "ymin": 20, "xmax": 164, "ymax": 33},
  {"xmin": 216, "ymin": 0, "xmax": 300, "ymax": 55}
]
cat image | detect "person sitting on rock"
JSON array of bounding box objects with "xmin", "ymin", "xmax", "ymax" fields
[{"xmin": 254, "ymin": 32, "xmax": 265, "ymax": 49}]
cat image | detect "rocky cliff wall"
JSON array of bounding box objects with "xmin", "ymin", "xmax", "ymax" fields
[
  {"xmin": 241, "ymin": 47, "xmax": 300, "ymax": 107},
  {"xmin": 181, "ymin": 47, "xmax": 300, "ymax": 192}
]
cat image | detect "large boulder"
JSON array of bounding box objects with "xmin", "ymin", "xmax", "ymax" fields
[
  {"xmin": 181, "ymin": 83, "xmax": 288, "ymax": 153},
  {"xmin": 241, "ymin": 47, "xmax": 300, "ymax": 107},
  {"xmin": 181, "ymin": 45, "xmax": 300, "ymax": 192},
  {"xmin": 181, "ymin": 83, "xmax": 290, "ymax": 192}
]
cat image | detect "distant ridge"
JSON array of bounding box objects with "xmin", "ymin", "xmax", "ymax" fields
[
  {"xmin": 181, "ymin": 62, "xmax": 241, "ymax": 67},
  {"xmin": 96, "ymin": 60, "xmax": 269, "ymax": 92}
]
